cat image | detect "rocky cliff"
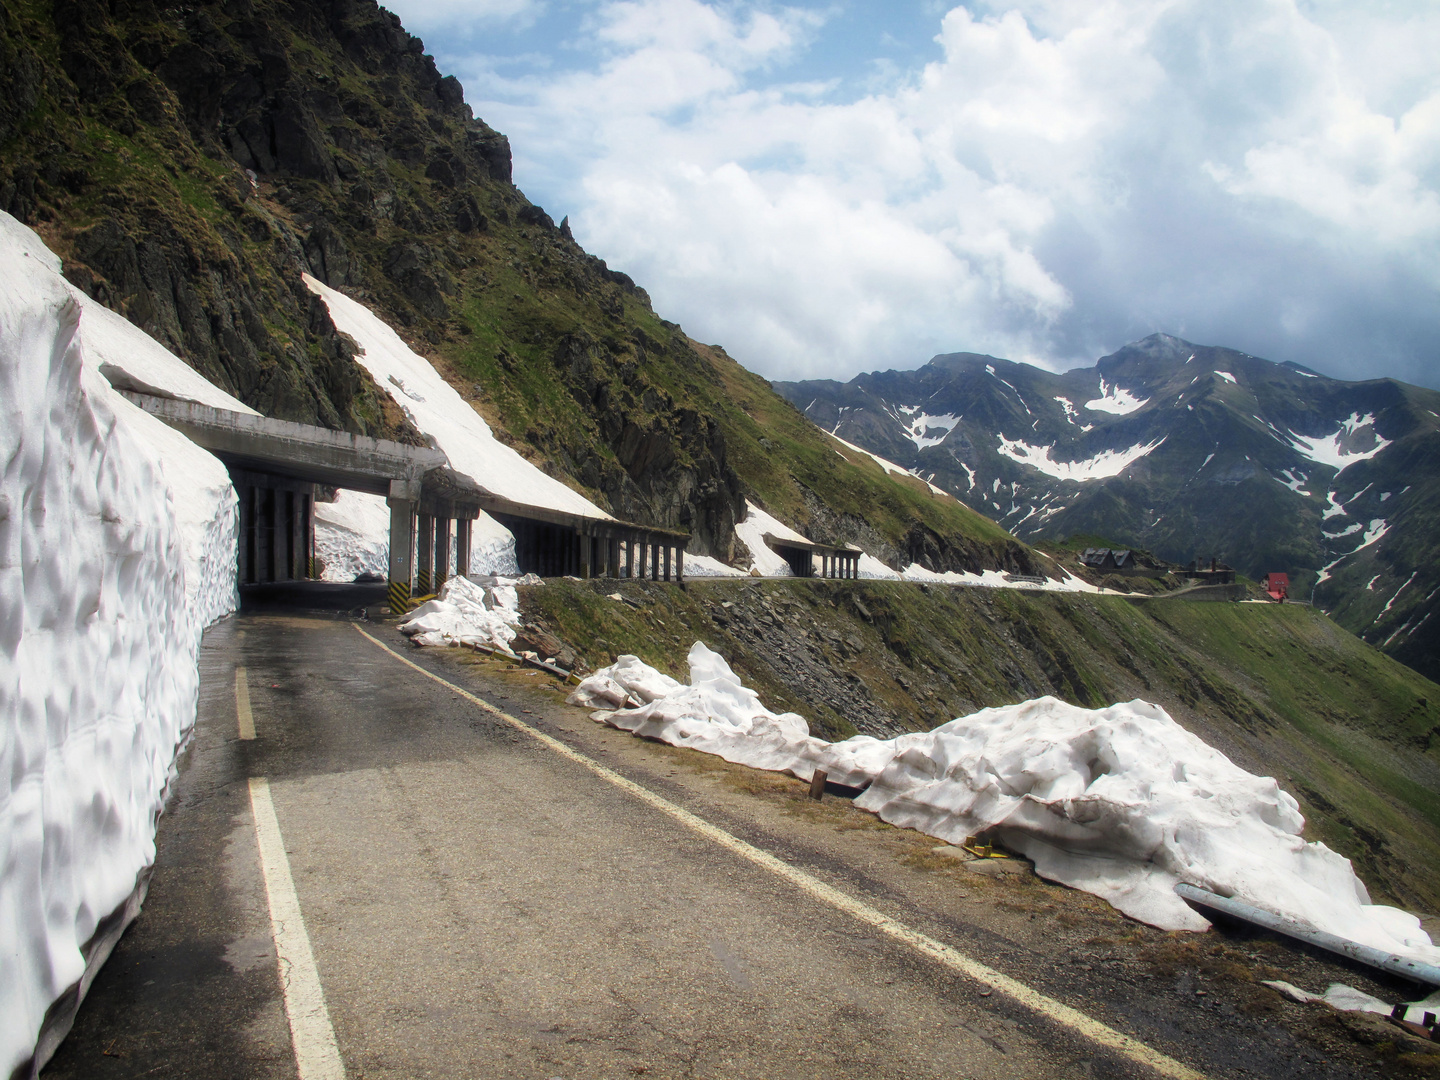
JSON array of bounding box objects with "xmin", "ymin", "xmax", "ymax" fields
[{"xmin": 1, "ymin": 0, "xmax": 1048, "ymax": 568}]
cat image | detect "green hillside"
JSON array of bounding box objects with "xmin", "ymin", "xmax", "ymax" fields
[
  {"xmin": 0, "ymin": 0, "xmax": 1037, "ymax": 570},
  {"xmin": 524, "ymin": 578, "xmax": 1440, "ymax": 914}
]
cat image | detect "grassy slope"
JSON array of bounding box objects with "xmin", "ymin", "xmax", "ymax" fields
[{"xmin": 523, "ymin": 579, "xmax": 1440, "ymax": 914}]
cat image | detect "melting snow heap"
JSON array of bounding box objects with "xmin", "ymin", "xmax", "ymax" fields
[
  {"xmin": 0, "ymin": 211, "xmax": 241, "ymax": 1076},
  {"xmin": 397, "ymin": 573, "xmax": 532, "ymax": 651},
  {"xmin": 572, "ymin": 643, "xmax": 1440, "ymax": 967}
]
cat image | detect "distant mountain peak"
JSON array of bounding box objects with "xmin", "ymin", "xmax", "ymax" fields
[{"xmin": 774, "ymin": 338, "xmax": 1440, "ymax": 681}]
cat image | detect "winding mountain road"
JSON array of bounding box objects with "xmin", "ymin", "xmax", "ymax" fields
[{"xmin": 43, "ymin": 595, "xmax": 1416, "ymax": 1080}]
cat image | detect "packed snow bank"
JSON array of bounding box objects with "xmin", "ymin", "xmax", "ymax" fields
[
  {"xmin": 314, "ymin": 490, "xmax": 390, "ymax": 581},
  {"xmin": 1, "ymin": 211, "xmax": 239, "ymax": 1077},
  {"xmin": 682, "ymin": 552, "xmax": 748, "ymax": 578},
  {"xmin": 733, "ymin": 500, "xmax": 807, "ymax": 576},
  {"xmin": 313, "ymin": 489, "xmax": 519, "ymax": 582},
  {"xmin": 571, "ymin": 646, "xmax": 1440, "ymax": 965},
  {"xmin": 398, "ymin": 573, "xmax": 542, "ymax": 650}
]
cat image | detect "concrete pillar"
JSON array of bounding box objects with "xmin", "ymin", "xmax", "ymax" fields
[
  {"xmin": 608, "ymin": 536, "xmax": 620, "ymax": 578},
  {"xmin": 456, "ymin": 518, "xmax": 471, "ymax": 577},
  {"xmin": 238, "ymin": 485, "xmax": 251, "ymax": 584},
  {"xmin": 434, "ymin": 516, "xmax": 451, "ymax": 590},
  {"xmin": 386, "ymin": 492, "xmax": 417, "ymax": 614},
  {"xmin": 304, "ymin": 492, "xmax": 315, "ymax": 578},
  {"xmin": 627, "ymin": 539, "xmax": 637, "ymax": 579},
  {"xmin": 289, "ymin": 491, "xmax": 303, "ymax": 580},
  {"xmin": 676, "ymin": 547, "xmax": 684, "ymax": 583},
  {"xmin": 416, "ymin": 513, "xmax": 434, "ymax": 595},
  {"xmin": 263, "ymin": 488, "xmax": 277, "ymax": 582},
  {"xmin": 651, "ymin": 542, "xmax": 660, "ymax": 581},
  {"xmin": 663, "ymin": 544, "xmax": 672, "ymax": 582}
]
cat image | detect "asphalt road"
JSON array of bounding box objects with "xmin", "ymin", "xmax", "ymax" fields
[{"xmin": 43, "ymin": 600, "xmax": 1433, "ymax": 1080}]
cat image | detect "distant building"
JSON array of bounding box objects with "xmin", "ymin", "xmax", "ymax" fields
[
  {"xmin": 1263, "ymin": 572, "xmax": 1289, "ymax": 601},
  {"xmin": 1183, "ymin": 558, "xmax": 1237, "ymax": 585},
  {"xmin": 1080, "ymin": 548, "xmax": 1135, "ymax": 571}
]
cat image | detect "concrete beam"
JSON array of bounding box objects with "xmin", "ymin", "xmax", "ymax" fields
[{"xmin": 125, "ymin": 392, "xmax": 444, "ymax": 496}]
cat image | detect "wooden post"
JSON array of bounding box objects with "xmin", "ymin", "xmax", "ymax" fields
[{"xmin": 809, "ymin": 769, "xmax": 828, "ymax": 801}]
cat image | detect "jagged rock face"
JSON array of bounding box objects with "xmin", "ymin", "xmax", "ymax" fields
[
  {"xmin": 775, "ymin": 334, "xmax": 1440, "ymax": 679},
  {"xmin": 0, "ymin": 0, "xmax": 746, "ymax": 550}
]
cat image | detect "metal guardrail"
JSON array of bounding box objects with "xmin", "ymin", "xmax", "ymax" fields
[{"xmin": 1175, "ymin": 883, "xmax": 1440, "ymax": 987}]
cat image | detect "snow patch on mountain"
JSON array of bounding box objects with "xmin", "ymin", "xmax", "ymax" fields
[
  {"xmin": 1274, "ymin": 468, "xmax": 1311, "ymax": 495},
  {"xmin": 891, "ymin": 404, "xmax": 960, "ymax": 449},
  {"xmin": 1215, "ymin": 370, "xmax": 1237, "ymax": 384},
  {"xmin": 1084, "ymin": 378, "xmax": 1149, "ymax": 415},
  {"xmin": 997, "ymin": 435, "xmax": 1166, "ymax": 482},
  {"xmin": 1288, "ymin": 413, "xmax": 1392, "ymax": 474},
  {"xmin": 304, "ymin": 274, "xmax": 609, "ymax": 575},
  {"xmin": 830, "ymin": 433, "xmax": 951, "ymax": 497},
  {"xmin": 733, "ymin": 501, "xmax": 807, "ymax": 576}
]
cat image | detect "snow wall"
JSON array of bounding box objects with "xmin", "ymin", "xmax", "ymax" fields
[{"xmin": 0, "ymin": 212, "xmax": 239, "ymax": 1077}]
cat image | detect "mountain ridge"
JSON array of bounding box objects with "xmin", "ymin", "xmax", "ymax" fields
[{"xmin": 775, "ymin": 333, "xmax": 1440, "ymax": 679}]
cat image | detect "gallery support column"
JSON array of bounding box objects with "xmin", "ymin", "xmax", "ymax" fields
[
  {"xmin": 434, "ymin": 517, "xmax": 451, "ymax": 591},
  {"xmin": 416, "ymin": 512, "xmax": 434, "ymax": 595},
  {"xmin": 456, "ymin": 518, "xmax": 472, "ymax": 578},
  {"xmin": 386, "ymin": 480, "xmax": 419, "ymax": 614}
]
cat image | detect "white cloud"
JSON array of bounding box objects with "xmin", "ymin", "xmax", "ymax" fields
[{"xmin": 396, "ymin": 0, "xmax": 1440, "ymax": 386}]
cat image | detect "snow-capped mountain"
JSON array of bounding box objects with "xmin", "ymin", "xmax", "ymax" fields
[{"xmin": 775, "ymin": 334, "xmax": 1440, "ymax": 679}]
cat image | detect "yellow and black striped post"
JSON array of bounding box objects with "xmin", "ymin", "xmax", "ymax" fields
[
  {"xmin": 416, "ymin": 511, "xmax": 434, "ymax": 595},
  {"xmin": 388, "ymin": 578, "xmax": 411, "ymax": 614},
  {"xmin": 386, "ymin": 480, "xmax": 419, "ymax": 615}
]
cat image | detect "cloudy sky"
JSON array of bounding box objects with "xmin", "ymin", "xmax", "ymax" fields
[{"xmin": 385, "ymin": 0, "xmax": 1440, "ymax": 388}]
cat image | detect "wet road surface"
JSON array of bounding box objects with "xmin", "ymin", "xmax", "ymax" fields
[{"xmin": 44, "ymin": 601, "xmax": 1430, "ymax": 1079}]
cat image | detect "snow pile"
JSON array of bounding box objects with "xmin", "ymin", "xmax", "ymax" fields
[
  {"xmin": 733, "ymin": 500, "xmax": 809, "ymax": 576},
  {"xmin": 681, "ymin": 552, "xmax": 748, "ymax": 578},
  {"xmin": 997, "ymin": 435, "xmax": 1166, "ymax": 482},
  {"xmin": 899, "ymin": 563, "xmax": 1102, "ymax": 595},
  {"xmin": 397, "ymin": 574, "xmax": 530, "ymax": 650},
  {"xmin": 573, "ymin": 646, "xmax": 1440, "ymax": 965},
  {"xmin": 1, "ymin": 211, "xmax": 239, "ymax": 1077},
  {"xmin": 314, "ymin": 490, "xmax": 390, "ymax": 581},
  {"xmin": 858, "ymin": 553, "xmax": 903, "ymax": 579},
  {"xmin": 304, "ymin": 275, "xmax": 606, "ymax": 575},
  {"xmin": 571, "ymin": 643, "xmax": 831, "ymax": 775}
]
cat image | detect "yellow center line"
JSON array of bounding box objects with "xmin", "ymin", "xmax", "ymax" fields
[
  {"xmin": 353, "ymin": 623, "xmax": 1206, "ymax": 1080},
  {"xmin": 236, "ymin": 665, "xmax": 255, "ymax": 741}
]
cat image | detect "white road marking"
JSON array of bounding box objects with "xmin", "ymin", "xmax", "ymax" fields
[
  {"xmin": 354, "ymin": 625, "xmax": 1205, "ymax": 1080},
  {"xmin": 236, "ymin": 666, "xmax": 255, "ymax": 740},
  {"xmin": 248, "ymin": 776, "xmax": 346, "ymax": 1080}
]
